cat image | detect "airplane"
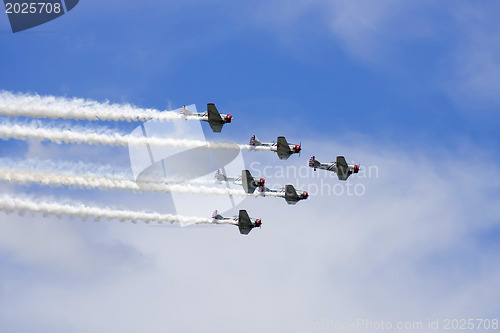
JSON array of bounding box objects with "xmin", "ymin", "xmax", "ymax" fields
[
  {"xmin": 309, "ymin": 155, "xmax": 360, "ymax": 181},
  {"xmin": 180, "ymin": 103, "xmax": 232, "ymax": 133},
  {"xmin": 211, "ymin": 209, "xmax": 261, "ymax": 235},
  {"xmin": 216, "ymin": 169, "xmax": 308, "ymax": 205},
  {"xmin": 249, "ymin": 135, "xmax": 301, "ymax": 160},
  {"xmin": 268, "ymin": 184, "xmax": 309, "ymax": 205},
  {"xmin": 214, "ymin": 169, "xmax": 265, "ymax": 191}
]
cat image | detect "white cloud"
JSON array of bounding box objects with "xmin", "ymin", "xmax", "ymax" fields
[
  {"xmin": 251, "ymin": 0, "xmax": 436, "ymax": 62},
  {"xmin": 444, "ymin": 3, "xmax": 500, "ymax": 108},
  {"xmin": 251, "ymin": 1, "xmax": 500, "ymax": 109},
  {"xmin": 323, "ymin": 1, "xmax": 435, "ymax": 62},
  {"xmin": 0, "ymin": 136, "xmax": 499, "ymax": 332}
]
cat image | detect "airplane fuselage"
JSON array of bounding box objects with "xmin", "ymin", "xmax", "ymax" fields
[
  {"xmin": 249, "ymin": 136, "xmax": 301, "ymax": 159},
  {"xmin": 212, "ymin": 216, "xmax": 239, "ymax": 225},
  {"xmin": 314, "ymin": 162, "xmax": 359, "ymax": 174},
  {"xmin": 256, "ymin": 187, "xmax": 308, "ymax": 204},
  {"xmin": 187, "ymin": 112, "xmax": 231, "ymax": 123},
  {"xmin": 309, "ymin": 156, "xmax": 359, "ymax": 181},
  {"xmin": 210, "ymin": 210, "xmax": 261, "ymax": 234},
  {"xmin": 317, "ymin": 162, "xmax": 339, "ymax": 172},
  {"xmin": 254, "ymin": 141, "xmax": 296, "ymax": 149},
  {"xmin": 255, "ymin": 142, "xmax": 300, "ymax": 155},
  {"xmin": 212, "ymin": 216, "xmax": 262, "ymax": 227}
]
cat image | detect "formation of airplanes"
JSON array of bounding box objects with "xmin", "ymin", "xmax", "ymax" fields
[{"xmin": 178, "ymin": 104, "xmax": 359, "ymax": 234}]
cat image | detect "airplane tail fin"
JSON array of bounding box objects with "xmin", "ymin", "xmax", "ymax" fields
[
  {"xmin": 212, "ymin": 210, "xmax": 222, "ymax": 219},
  {"xmin": 309, "ymin": 156, "xmax": 320, "ymax": 169},
  {"xmin": 214, "ymin": 169, "xmax": 227, "ymax": 182},
  {"xmin": 180, "ymin": 105, "xmax": 193, "ymax": 116},
  {"xmin": 309, "ymin": 156, "xmax": 315, "ymax": 167},
  {"xmin": 249, "ymin": 135, "xmax": 261, "ymax": 146}
]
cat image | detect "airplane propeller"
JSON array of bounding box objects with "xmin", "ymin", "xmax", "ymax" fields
[{"xmin": 353, "ymin": 163, "xmax": 360, "ymax": 174}]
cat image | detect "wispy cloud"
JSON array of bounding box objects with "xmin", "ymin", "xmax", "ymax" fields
[
  {"xmin": 1, "ymin": 136, "xmax": 499, "ymax": 332},
  {"xmin": 445, "ymin": 3, "xmax": 500, "ymax": 108},
  {"xmin": 251, "ymin": 1, "xmax": 500, "ymax": 109}
]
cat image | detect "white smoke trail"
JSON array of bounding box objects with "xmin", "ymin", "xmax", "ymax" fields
[
  {"xmin": 0, "ymin": 122, "xmax": 274, "ymax": 151},
  {"xmin": 179, "ymin": 219, "xmax": 238, "ymax": 227},
  {"xmin": 0, "ymin": 158, "xmax": 217, "ymax": 185},
  {"xmin": 0, "ymin": 169, "xmax": 248, "ymax": 196},
  {"xmin": 255, "ymin": 191, "xmax": 284, "ymax": 198},
  {"xmin": 0, "ymin": 158, "xmax": 132, "ymax": 180},
  {"xmin": 0, "ymin": 195, "xmax": 212, "ymax": 225},
  {"xmin": 0, "ymin": 91, "xmax": 189, "ymax": 122},
  {"xmin": 239, "ymin": 144, "xmax": 275, "ymax": 151}
]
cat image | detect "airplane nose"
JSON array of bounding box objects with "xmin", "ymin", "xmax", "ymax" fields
[
  {"xmin": 225, "ymin": 114, "xmax": 232, "ymax": 123},
  {"xmin": 303, "ymin": 191, "xmax": 308, "ymax": 199},
  {"xmin": 354, "ymin": 165, "xmax": 359, "ymax": 173}
]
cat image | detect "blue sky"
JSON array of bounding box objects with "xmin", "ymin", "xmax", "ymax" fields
[
  {"xmin": 1, "ymin": 0, "xmax": 499, "ymax": 150},
  {"xmin": 1, "ymin": 1, "xmax": 500, "ymax": 332}
]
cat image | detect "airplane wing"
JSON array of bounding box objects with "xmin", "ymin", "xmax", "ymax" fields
[
  {"xmin": 207, "ymin": 103, "xmax": 224, "ymax": 133},
  {"xmin": 241, "ymin": 170, "xmax": 256, "ymax": 194},
  {"xmin": 276, "ymin": 136, "xmax": 292, "ymax": 160},
  {"xmin": 238, "ymin": 210, "xmax": 253, "ymax": 235},
  {"xmin": 336, "ymin": 156, "xmax": 350, "ymax": 181},
  {"xmin": 284, "ymin": 184, "xmax": 299, "ymax": 204}
]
